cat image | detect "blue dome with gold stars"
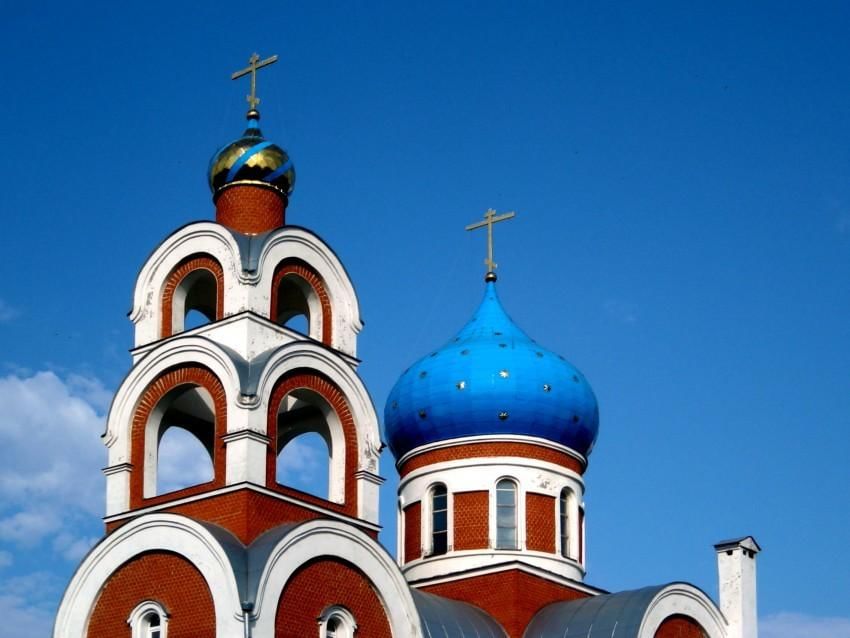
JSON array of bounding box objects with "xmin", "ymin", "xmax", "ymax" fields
[{"xmin": 384, "ymin": 280, "xmax": 599, "ymax": 460}]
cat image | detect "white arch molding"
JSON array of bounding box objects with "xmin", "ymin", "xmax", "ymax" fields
[
  {"xmin": 252, "ymin": 520, "xmax": 423, "ymax": 638},
  {"xmin": 638, "ymin": 583, "xmax": 729, "ymax": 638},
  {"xmin": 53, "ymin": 514, "xmax": 243, "ymax": 638},
  {"xmin": 255, "ymin": 227, "xmax": 364, "ymax": 356},
  {"xmin": 130, "ymin": 223, "xmax": 242, "ymax": 347}
]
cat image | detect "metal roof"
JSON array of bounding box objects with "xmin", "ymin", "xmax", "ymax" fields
[
  {"xmin": 523, "ymin": 586, "xmax": 667, "ymax": 638},
  {"xmin": 413, "ymin": 589, "xmax": 507, "ymax": 638}
]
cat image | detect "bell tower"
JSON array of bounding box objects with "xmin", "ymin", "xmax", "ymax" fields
[{"xmin": 101, "ymin": 53, "xmax": 384, "ymax": 545}]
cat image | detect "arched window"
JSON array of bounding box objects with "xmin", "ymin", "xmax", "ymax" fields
[
  {"xmin": 127, "ymin": 601, "xmax": 168, "ymax": 638},
  {"xmin": 495, "ymin": 479, "xmax": 518, "ymax": 550},
  {"xmin": 275, "ymin": 387, "xmax": 344, "ymax": 503},
  {"xmin": 161, "ymin": 255, "xmax": 224, "ymax": 337},
  {"xmin": 270, "ymin": 260, "xmax": 330, "ymax": 343},
  {"xmin": 559, "ymin": 487, "xmax": 571, "ymax": 558},
  {"xmin": 430, "ymin": 483, "xmax": 448, "ymax": 556},
  {"xmin": 146, "ymin": 384, "xmax": 215, "ymax": 498},
  {"xmin": 318, "ymin": 605, "xmax": 357, "ymax": 638}
]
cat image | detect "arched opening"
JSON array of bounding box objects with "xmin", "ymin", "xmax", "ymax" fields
[
  {"xmin": 495, "ymin": 478, "xmax": 518, "ymax": 550},
  {"xmin": 171, "ymin": 269, "xmax": 217, "ymax": 334},
  {"xmin": 273, "ymin": 273, "xmax": 319, "ymax": 337},
  {"xmin": 145, "ymin": 384, "xmax": 216, "ymax": 498},
  {"xmin": 160, "ymin": 255, "xmax": 224, "ymax": 338},
  {"xmin": 276, "ymin": 431, "xmax": 329, "ymax": 499},
  {"xmin": 275, "ymin": 388, "xmax": 344, "ymax": 503}
]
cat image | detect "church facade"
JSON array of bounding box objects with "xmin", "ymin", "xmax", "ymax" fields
[{"xmin": 54, "ymin": 56, "xmax": 760, "ymax": 638}]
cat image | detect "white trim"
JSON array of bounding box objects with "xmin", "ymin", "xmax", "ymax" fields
[
  {"xmin": 318, "ymin": 605, "xmax": 358, "ymax": 638},
  {"xmin": 402, "ymin": 547, "xmax": 585, "ymax": 584},
  {"xmin": 397, "ymin": 434, "xmax": 587, "ymax": 469},
  {"xmin": 102, "ymin": 482, "xmax": 381, "ymax": 532},
  {"xmin": 130, "ymin": 222, "xmax": 242, "ymax": 347},
  {"xmin": 638, "ymin": 583, "xmax": 728, "ymax": 638},
  {"xmin": 54, "ymin": 514, "xmax": 243, "ymax": 638},
  {"xmin": 127, "ymin": 600, "xmax": 169, "ymax": 638},
  {"xmin": 252, "ymin": 520, "xmax": 423, "ymax": 638},
  {"xmin": 398, "ymin": 455, "xmax": 584, "ymax": 496},
  {"xmin": 406, "ymin": 559, "xmax": 599, "ymax": 595}
]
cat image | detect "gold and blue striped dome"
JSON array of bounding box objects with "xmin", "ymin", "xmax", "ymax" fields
[{"xmin": 208, "ymin": 110, "xmax": 295, "ymax": 198}]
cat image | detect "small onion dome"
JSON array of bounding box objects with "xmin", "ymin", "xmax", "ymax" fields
[
  {"xmin": 384, "ymin": 280, "xmax": 599, "ymax": 461},
  {"xmin": 208, "ymin": 110, "xmax": 295, "ymax": 199}
]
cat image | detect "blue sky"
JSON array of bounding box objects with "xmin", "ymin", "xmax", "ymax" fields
[{"xmin": 1, "ymin": 2, "xmax": 849, "ymax": 636}]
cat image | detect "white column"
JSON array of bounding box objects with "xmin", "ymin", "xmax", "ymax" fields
[
  {"xmin": 715, "ymin": 536, "xmax": 761, "ymax": 638},
  {"xmin": 222, "ymin": 430, "xmax": 269, "ymax": 485}
]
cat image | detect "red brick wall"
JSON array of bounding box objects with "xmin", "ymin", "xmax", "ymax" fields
[
  {"xmin": 453, "ymin": 491, "xmax": 489, "ymax": 551},
  {"xmin": 655, "ymin": 615, "xmax": 707, "ymax": 638},
  {"xmin": 404, "ymin": 501, "xmax": 421, "ymax": 561},
  {"xmin": 526, "ymin": 493, "xmax": 556, "ymax": 553},
  {"xmin": 106, "ymin": 489, "xmax": 378, "ymax": 545},
  {"xmin": 422, "ymin": 569, "xmax": 589, "ymax": 638},
  {"xmin": 275, "ymin": 558, "xmax": 391, "ymax": 638},
  {"xmin": 87, "ymin": 551, "xmax": 215, "ymax": 638},
  {"xmin": 160, "ymin": 255, "xmax": 224, "ymax": 338},
  {"xmin": 399, "ymin": 442, "xmax": 585, "ymax": 477},
  {"xmin": 129, "ymin": 366, "xmax": 227, "ymax": 510},
  {"xmin": 215, "ymin": 184, "xmax": 285, "ymax": 235},
  {"xmin": 270, "ymin": 259, "xmax": 333, "ymax": 345},
  {"xmin": 266, "ymin": 371, "xmax": 359, "ymax": 518}
]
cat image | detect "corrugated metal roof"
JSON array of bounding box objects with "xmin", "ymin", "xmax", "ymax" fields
[
  {"xmin": 523, "ymin": 586, "xmax": 666, "ymax": 638},
  {"xmin": 413, "ymin": 589, "xmax": 507, "ymax": 638}
]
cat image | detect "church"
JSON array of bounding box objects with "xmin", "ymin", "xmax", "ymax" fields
[{"xmin": 54, "ymin": 54, "xmax": 761, "ymax": 638}]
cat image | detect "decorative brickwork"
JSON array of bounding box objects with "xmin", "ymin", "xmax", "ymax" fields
[
  {"xmin": 106, "ymin": 489, "xmax": 377, "ymax": 545},
  {"xmin": 422, "ymin": 569, "xmax": 590, "ymax": 638},
  {"xmin": 215, "ymin": 184, "xmax": 286, "ymax": 234},
  {"xmin": 129, "ymin": 366, "xmax": 227, "ymax": 510},
  {"xmin": 526, "ymin": 493, "xmax": 556, "ymax": 553},
  {"xmin": 267, "ymin": 371, "xmax": 358, "ymax": 518},
  {"xmin": 275, "ymin": 558, "xmax": 391, "ymax": 638},
  {"xmin": 87, "ymin": 551, "xmax": 215, "ymax": 638},
  {"xmin": 160, "ymin": 254, "xmax": 224, "ymax": 338},
  {"xmin": 404, "ymin": 501, "xmax": 421, "ymax": 561},
  {"xmin": 270, "ymin": 259, "xmax": 333, "ymax": 345},
  {"xmin": 399, "ymin": 441, "xmax": 585, "ymax": 477},
  {"xmin": 655, "ymin": 615, "xmax": 708, "ymax": 638},
  {"xmin": 452, "ymin": 491, "xmax": 490, "ymax": 551}
]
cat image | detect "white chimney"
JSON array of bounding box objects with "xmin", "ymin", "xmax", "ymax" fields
[{"xmin": 714, "ymin": 536, "xmax": 761, "ymax": 638}]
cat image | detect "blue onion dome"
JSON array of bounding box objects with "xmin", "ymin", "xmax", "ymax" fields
[
  {"xmin": 208, "ymin": 109, "xmax": 295, "ymax": 198},
  {"xmin": 384, "ymin": 280, "xmax": 599, "ymax": 461}
]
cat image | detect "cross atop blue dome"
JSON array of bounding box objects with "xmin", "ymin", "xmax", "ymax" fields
[{"xmin": 384, "ymin": 280, "xmax": 599, "ymax": 461}]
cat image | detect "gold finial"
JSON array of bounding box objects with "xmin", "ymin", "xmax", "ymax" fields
[
  {"xmin": 231, "ymin": 52, "xmax": 279, "ymax": 112},
  {"xmin": 465, "ymin": 208, "xmax": 516, "ymax": 280}
]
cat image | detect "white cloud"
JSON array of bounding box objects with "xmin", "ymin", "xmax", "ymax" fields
[
  {"xmin": 761, "ymin": 612, "xmax": 850, "ymax": 638},
  {"xmin": 0, "ymin": 571, "xmax": 63, "ymax": 638},
  {"xmin": 0, "ymin": 299, "xmax": 19, "ymax": 322},
  {"xmin": 603, "ymin": 298, "xmax": 638, "ymax": 324},
  {"xmin": 0, "ymin": 550, "xmax": 12, "ymax": 568},
  {"xmin": 157, "ymin": 427, "xmax": 215, "ymax": 495},
  {"xmin": 0, "ymin": 371, "xmax": 105, "ymax": 553}
]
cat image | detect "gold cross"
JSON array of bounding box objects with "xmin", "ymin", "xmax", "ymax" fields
[
  {"xmin": 465, "ymin": 208, "xmax": 516, "ymax": 276},
  {"xmin": 231, "ymin": 52, "xmax": 279, "ymax": 111}
]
